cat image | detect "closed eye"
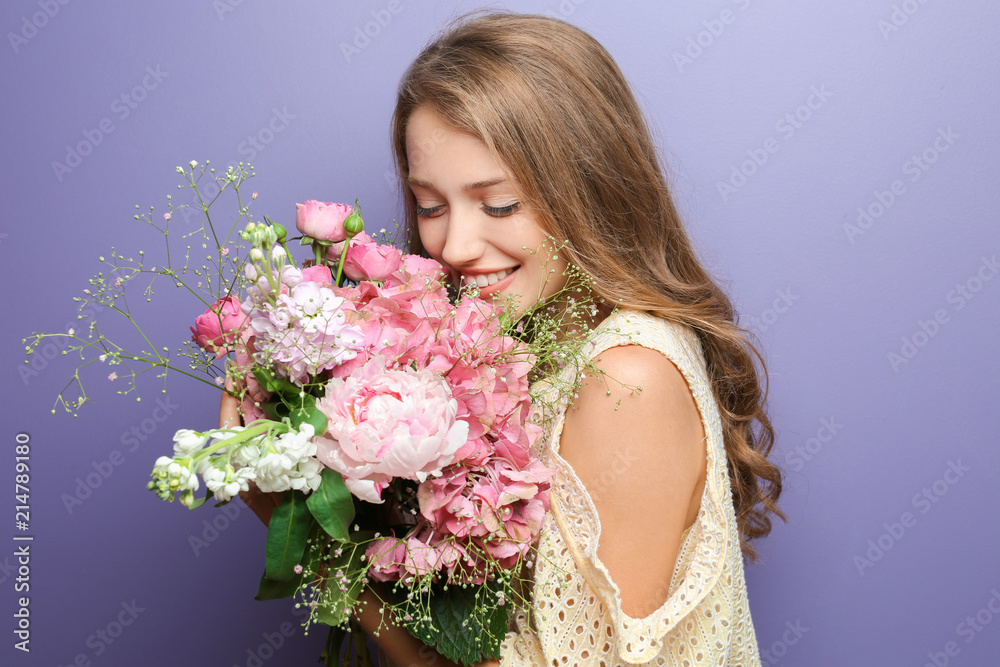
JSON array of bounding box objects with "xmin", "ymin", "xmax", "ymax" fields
[
  {"xmin": 415, "ymin": 204, "xmax": 445, "ymax": 218},
  {"xmin": 483, "ymin": 202, "xmax": 520, "ymax": 217}
]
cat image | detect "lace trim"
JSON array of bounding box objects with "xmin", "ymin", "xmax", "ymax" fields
[{"xmin": 533, "ymin": 309, "xmax": 730, "ymax": 664}]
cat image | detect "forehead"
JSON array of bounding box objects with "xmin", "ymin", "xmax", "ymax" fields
[{"xmin": 405, "ymin": 106, "xmax": 506, "ymax": 180}]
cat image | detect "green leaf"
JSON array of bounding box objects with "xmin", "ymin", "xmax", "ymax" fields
[
  {"xmin": 252, "ymin": 367, "xmax": 278, "ymax": 392},
  {"xmin": 186, "ymin": 488, "xmax": 214, "ymax": 510},
  {"xmin": 261, "ymin": 398, "xmax": 290, "ymax": 421},
  {"xmin": 252, "ymin": 367, "xmax": 298, "ymax": 395},
  {"xmin": 265, "ymin": 489, "xmax": 314, "ymax": 581},
  {"xmin": 314, "ymin": 536, "xmax": 372, "ymax": 628},
  {"xmin": 288, "ymin": 402, "xmax": 328, "ymax": 437},
  {"xmin": 306, "ymin": 469, "xmax": 355, "ymax": 541},
  {"xmin": 398, "ymin": 577, "xmax": 512, "ymax": 664},
  {"xmin": 299, "ymin": 236, "xmax": 312, "ymax": 245},
  {"xmin": 254, "ymin": 569, "xmax": 303, "ymax": 601}
]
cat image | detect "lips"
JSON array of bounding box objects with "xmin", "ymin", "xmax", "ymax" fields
[{"xmin": 461, "ymin": 266, "xmax": 519, "ymax": 297}]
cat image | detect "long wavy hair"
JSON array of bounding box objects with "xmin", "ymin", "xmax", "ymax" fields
[{"xmin": 390, "ymin": 11, "xmax": 785, "ymax": 560}]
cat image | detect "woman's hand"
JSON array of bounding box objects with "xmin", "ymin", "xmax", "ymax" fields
[
  {"xmin": 353, "ymin": 582, "xmax": 501, "ymax": 667},
  {"xmin": 219, "ymin": 375, "xmax": 284, "ymax": 526}
]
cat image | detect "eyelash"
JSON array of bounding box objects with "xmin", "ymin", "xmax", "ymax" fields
[{"xmin": 414, "ymin": 202, "xmax": 521, "ymax": 218}]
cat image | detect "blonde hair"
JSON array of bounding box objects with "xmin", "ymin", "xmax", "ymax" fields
[{"xmin": 391, "ymin": 11, "xmax": 785, "ymax": 560}]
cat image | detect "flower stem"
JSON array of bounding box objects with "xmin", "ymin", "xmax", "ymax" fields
[{"xmin": 334, "ymin": 240, "xmax": 350, "ymax": 287}]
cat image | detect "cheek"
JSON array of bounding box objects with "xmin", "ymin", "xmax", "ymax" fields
[{"xmin": 417, "ymin": 224, "xmax": 445, "ymax": 262}]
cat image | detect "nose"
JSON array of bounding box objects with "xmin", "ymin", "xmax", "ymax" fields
[{"xmin": 439, "ymin": 207, "xmax": 485, "ymax": 269}]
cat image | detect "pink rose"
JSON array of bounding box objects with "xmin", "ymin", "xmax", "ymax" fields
[
  {"xmin": 342, "ymin": 232, "xmax": 403, "ymax": 282},
  {"xmin": 313, "ymin": 357, "xmax": 470, "ymax": 500},
  {"xmin": 295, "ymin": 200, "xmax": 352, "ymax": 242},
  {"xmin": 386, "ymin": 254, "xmax": 448, "ymax": 287},
  {"xmin": 300, "ymin": 264, "xmax": 333, "ymax": 285},
  {"xmin": 190, "ymin": 296, "xmax": 248, "ymax": 358}
]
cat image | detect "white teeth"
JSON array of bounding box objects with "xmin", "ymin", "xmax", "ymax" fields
[{"xmin": 462, "ymin": 267, "xmax": 516, "ymax": 289}]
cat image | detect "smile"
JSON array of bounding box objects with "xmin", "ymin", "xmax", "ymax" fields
[
  {"xmin": 462, "ymin": 267, "xmax": 517, "ymax": 288},
  {"xmin": 461, "ymin": 267, "xmax": 519, "ymax": 297}
]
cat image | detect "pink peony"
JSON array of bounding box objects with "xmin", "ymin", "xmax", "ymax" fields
[
  {"xmin": 342, "ymin": 232, "xmax": 403, "ymax": 282},
  {"xmin": 314, "ymin": 357, "xmax": 470, "ymax": 500},
  {"xmin": 190, "ymin": 296, "xmax": 248, "ymax": 358},
  {"xmin": 295, "ymin": 200, "xmax": 352, "ymax": 242}
]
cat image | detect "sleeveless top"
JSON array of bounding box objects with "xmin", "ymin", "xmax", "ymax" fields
[{"xmin": 497, "ymin": 308, "xmax": 762, "ymax": 666}]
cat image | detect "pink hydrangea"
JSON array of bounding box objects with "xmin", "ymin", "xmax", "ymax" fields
[
  {"xmin": 249, "ymin": 281, "xmax": 363, "ymax": 384},
  {"xmin": 314, "ymin": 357, "xmax": 470, "ymax": 501},
  {"xmin": 417, "ymin": 458, "xmax": 554, "ymax": 547}
]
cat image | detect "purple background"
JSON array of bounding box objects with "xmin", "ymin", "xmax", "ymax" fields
[{"xmin": 3, "ymin": 1, "xmax": 999, "ymax": 665}]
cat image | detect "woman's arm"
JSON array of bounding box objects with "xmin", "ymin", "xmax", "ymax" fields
[
  {"xmin": 220, "ymin": 383, "xmax": 285, "ymax": 524},
  {"xmin": 559, "ymin": 344, "xmax": 707, "ymax": 617}
]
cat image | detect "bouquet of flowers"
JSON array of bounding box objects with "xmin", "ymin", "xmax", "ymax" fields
[{"xmin": 25, "ymin": 162, "xmax": 597, "ymax": 665}]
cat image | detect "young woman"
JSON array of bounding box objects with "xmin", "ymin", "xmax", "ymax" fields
[{"xmin": 225, "ymin": 11, "xmax": 784, "ymax": 666}]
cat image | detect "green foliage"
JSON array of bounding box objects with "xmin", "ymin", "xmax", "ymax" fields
[
  {"xmin": 306, "ymin": 469, "xmax": 355, "ymax": 542},
  {"xmin": 397, "ymin": 576, "xmax": 513, "ymax": 664},
  {"xmin": 265, "ymin": 490, "xmax": 315, "ymax": 581}
]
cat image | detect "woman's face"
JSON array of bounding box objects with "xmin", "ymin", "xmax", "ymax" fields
[{"xmin": 405, "ymin": 105, "xmax": 568, "ymax": 318}]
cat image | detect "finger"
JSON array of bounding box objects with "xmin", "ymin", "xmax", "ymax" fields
[{"xmin": 220, "ymin": 373, "xmax": 241, "ymax": 429}]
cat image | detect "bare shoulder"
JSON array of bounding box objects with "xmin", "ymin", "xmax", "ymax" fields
[{"xmin": 569, "ymin": 343, "xmax": 705, "ymax": 443}]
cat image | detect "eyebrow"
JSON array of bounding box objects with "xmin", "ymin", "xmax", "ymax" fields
[{"xmin": 407, "ymin": 176, "xmax": 509, "ymax": 191}]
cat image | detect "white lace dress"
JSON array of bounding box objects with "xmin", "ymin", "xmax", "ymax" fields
[{"xmin": 498, "ymin": 309, "xmax": 762, "ymax": 666}]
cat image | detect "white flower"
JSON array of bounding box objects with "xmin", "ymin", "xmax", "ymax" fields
[
  {"xmin": 270, "ymin": 245, "xmax": 288, "ymax": 267},
  {"xmin": 203, "ymin": 465, "xmax": 254, "ymax": 502},
  {"xmin": 248, "ymin": 424, "xmax": 322, "ymax": 493},
  {"xmin": 172, "ymin": 429, "xmax": 209, "ymax": 457}
]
